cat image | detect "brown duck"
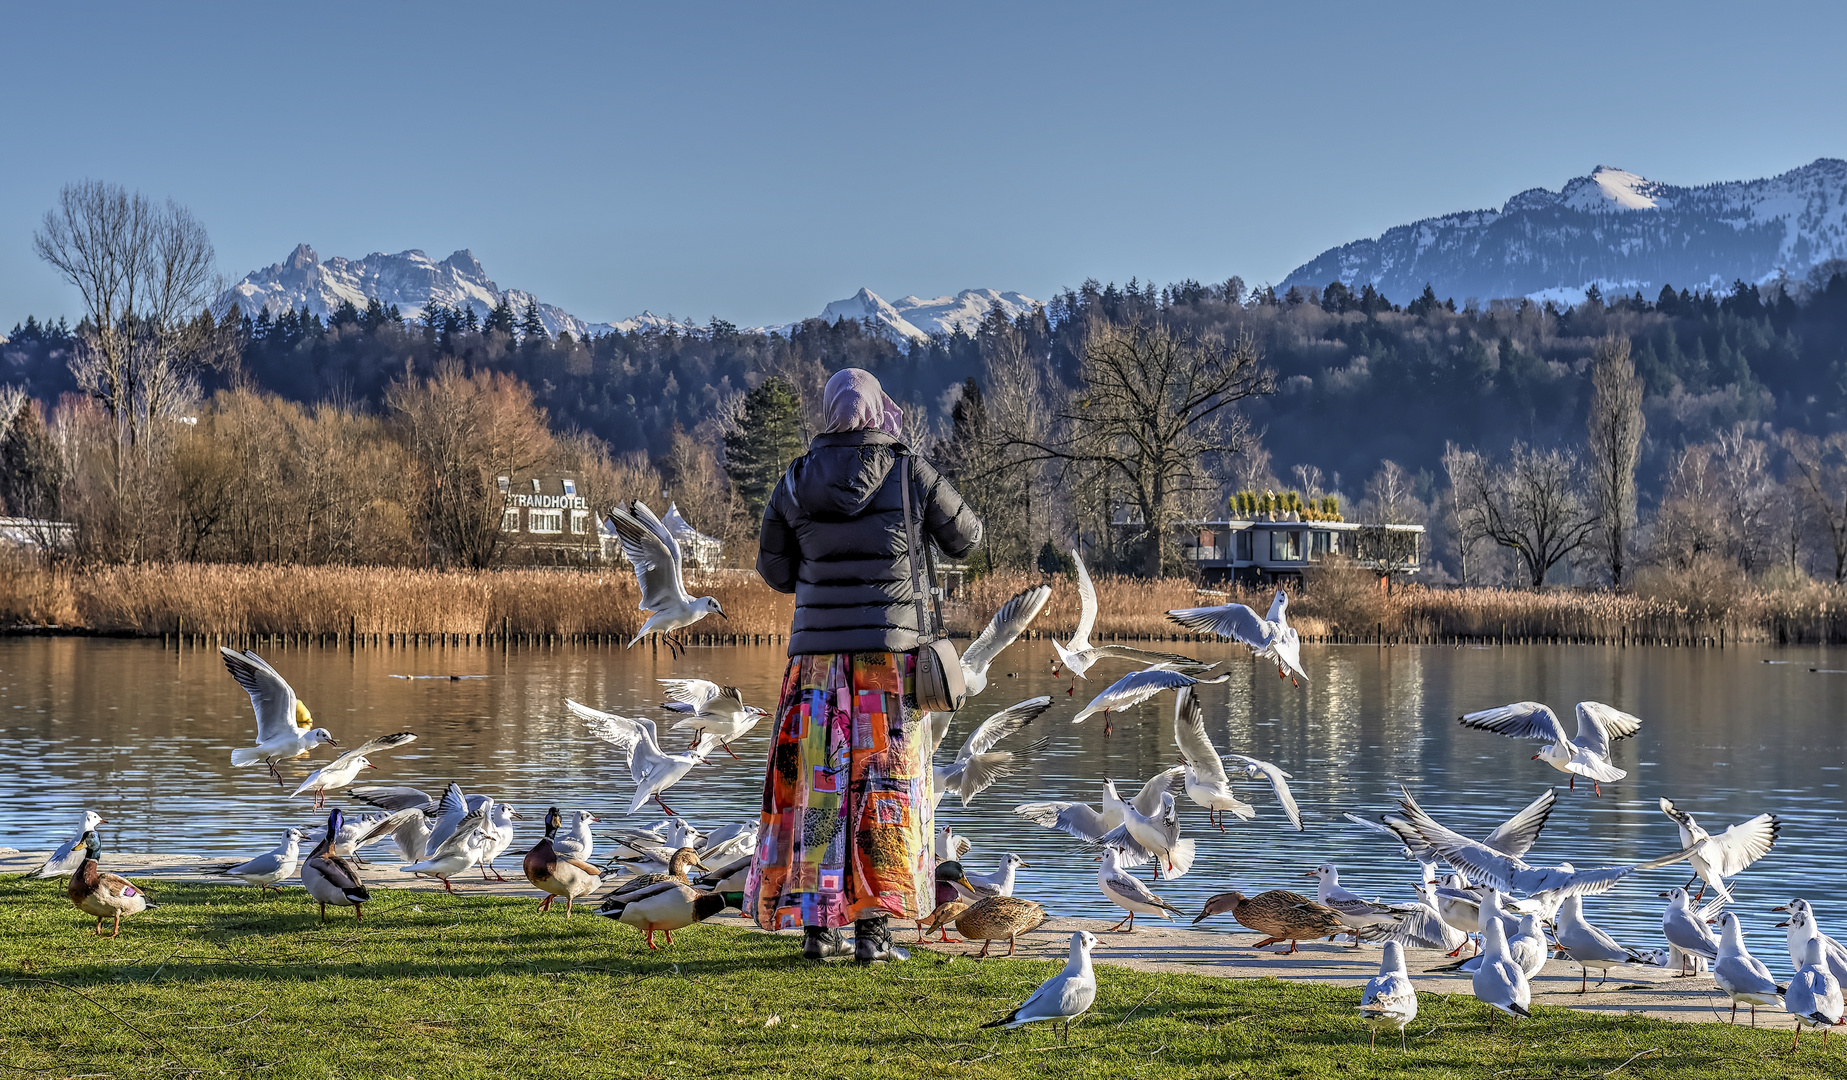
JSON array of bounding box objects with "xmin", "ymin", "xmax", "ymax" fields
[
  {"xmin": 601, "ymin": 848, "xmax": 709, "ymax": 899},
  {"xmin": 1194, "ymin": 888, "xmax": 1342, "ymax": 953},
  {"xmin": 523, "ymin": 806, "xmax": 603, "ymax": 915},
  {"xmin": 67, "ymin": 833, "xmax": 155, "ymax": 937},
  {"xmin": 952, "ymin": 895, "xmax": 1047, "ymax": 958}
]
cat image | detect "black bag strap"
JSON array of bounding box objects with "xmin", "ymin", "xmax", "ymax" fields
[{"xmin": 898, "ymin": 456, "xmax": 945, "ymax": 643}]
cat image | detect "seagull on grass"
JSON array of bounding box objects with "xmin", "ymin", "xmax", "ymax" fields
[
  {"xmin": 1359, "ymin": 942, "xmax": 1419, "ymax": 1051},
  {"xmin": 607, "ymin": 501, "xmax": 726, "ymax": 655},
  {"xmin": 981, "ymin": 931, "xmax": 1100, "ymax": 1042}
]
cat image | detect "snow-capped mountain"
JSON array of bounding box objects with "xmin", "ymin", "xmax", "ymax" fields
[
  {"xmin": 805, "ymin": 287, "xmax": 1039, "ymax": 340},
  {"xmin": 1281, "ymin": 158, "xmax": 1847, "ymax": 305}
]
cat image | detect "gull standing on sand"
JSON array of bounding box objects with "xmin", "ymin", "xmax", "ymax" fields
[
  {"xmin": 1786, "ymin": 930, "xmax": 1845, "ymax": 1049},
  {"xmin": 1472, "ymin": 918, "xmax": 1532, "ymax": 1025},
  {"xmin": 981, "ymin": 931, "xmax": 1100, "ymax": 1042},
  {"xmin": 401, "ymin": 827, "xmax": 490, "ymax": 893},
  {"xmin": 1171, "ymin": 686, "xmax": 1255, "ymax": 830},
  {"xmin": 930, "ymin": 697, "xmax": 1053, "ymax": 809},
  {"xmin": 1774, "ymin": 899, "xmax": 1847, "ymax": 985},
  {"xmin": 290, "ymin": 732, "xmax": 417, "ymax": 807},
  {"xmin": 1072, "ymin": 668, "xmax": 1229, "ymax": 730},
  {"xmin": 1711, "ymin": 911, "xmax": 1786, "ymax": 1025},
  {"xmin": 571, "ymin": 700, "xmax": 724, "ymax": 816},
  {"xmin": 1051, "ymin": 552, "xmax": 1205, "ymax": 689},
  {"xmin": 221, "ymin": 648, "xmax": 338, "ymax": 784},
  {"xmin": 209, "ymin": 828, "xmax": 307, "ymax": 894},
  {"xmin": 607, "ymin": 501, "xmax": 727, "ymax": 655},
  {"xmin": 1096, "ymin": 847, "xmax": 1184, "ymax": 932},
  {"xmin": 31, "ymin": 810, "xmax": 106, "ymax": 879},
  {"xmin": 659, "ymin": 680, "xmax": 765, "ymax": 759},
  {"xmin": 1456, "ymin": 701, "xmax": 1641, "ymax": 795},
  {"xmin": 959, "ymin": 584, "xmax": 1052, "ymax": 697},
  {"xmin": 1359, "ymin": 942, "xmax": 1418, "ymax": 1051},
  {"xmin": 1658, "ymin": 798, "xmax": 1780, "ymax": 902},
  {"xmin": 550, "ymin": 809, "xmax": 600, "ymax": 862},
  {"xmin": 1307, "ymin": 863, "xmax": 1419, "ymax": 943},
  {"xmin": 1166, "ymin": 587, "xmax": 1307, "ymax": 686},
  {"xmin": 1660, "ymin": 887, "xmax": 1723, "ymax": 976},
  {"xmin": 1555, "ymin": 895, "xmax": 1650, "ymax": 992}
]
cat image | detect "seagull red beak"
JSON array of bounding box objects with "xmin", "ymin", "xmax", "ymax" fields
[{"xmin": 1531, "ymin": 754, "xmax": 1542, "ymax": 760}]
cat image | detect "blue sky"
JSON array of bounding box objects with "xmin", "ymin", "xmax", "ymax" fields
[{"xmin": 4, "ymin": 1, "xmax": 1844, "ymax": 329}]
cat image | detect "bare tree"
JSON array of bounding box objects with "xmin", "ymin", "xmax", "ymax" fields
[
  {"xmin": 1713, "ymin": 423, "xmax": 1776, "ymax": 573},
  {"xmin": 1585, "ymin": 335, "xmax": 1644, "ymax": 585},
  {"xmin": 1008, "ymin": 321, "xmax": 1272, "ymax": 575},
  {"xmin": 1362, "ymin": 460, "xmax": 1422, "ymax": 524},
  {"xmin": 1291, "ymin": 463, "xmax": 1325, "ymax": 501},
  {"xmin": 1451, "ymin": 443, "xmax": 1599, "ymax": 588},
  {"xmin": 1785, "ymin": 430, "xmax": 1847, "ymax": 582},
  {"xmin": 1441, "ymin": 443, "xmax": 1487, "ymax": 584}
]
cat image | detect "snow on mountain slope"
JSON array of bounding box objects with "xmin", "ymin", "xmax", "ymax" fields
[
  {"xmin": 803, "ymin": 287, "xmax": 1041, "ymax": 340},
  {"xmin": 1281, "ymin": 158, "xmax": 1847, "ymax": 305}
]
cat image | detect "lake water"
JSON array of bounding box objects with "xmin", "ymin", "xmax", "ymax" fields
[{"xmin": 3, "ymin": 635, "xmax": 1843, "ymax": 944}]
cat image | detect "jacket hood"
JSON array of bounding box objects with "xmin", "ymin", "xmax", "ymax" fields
[{"xmin": 788, "ymin": 430, "xmax": 904, "ymax": 517}]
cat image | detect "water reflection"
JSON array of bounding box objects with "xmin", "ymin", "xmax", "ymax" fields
[{"xmin": 1, "ymin": 636, "xmax": 1842, "ymax": 943}]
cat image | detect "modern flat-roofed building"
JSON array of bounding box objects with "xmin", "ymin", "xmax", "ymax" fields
[{"xmin": 1112, "ymin": 505, "xmax": 1422, "ymax": 585}]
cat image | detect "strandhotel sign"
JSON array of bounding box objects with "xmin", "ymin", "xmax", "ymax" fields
[{"xmin": 504, "ymin": 493, "xmax": 589, "ymax": 510}]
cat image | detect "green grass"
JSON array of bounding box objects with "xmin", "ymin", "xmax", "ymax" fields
[{"xmin": 1, "ymin": 877, "xmax": 1839, "ymax": 1079}]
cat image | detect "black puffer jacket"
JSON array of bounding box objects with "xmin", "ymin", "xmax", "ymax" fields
[{"xmin": 757, "ymin": 430, "xmax": 982, "ymax": 656}]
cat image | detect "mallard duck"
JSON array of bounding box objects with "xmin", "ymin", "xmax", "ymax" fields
[
  {"xmin": 523, "ymin": 806, "xmax": 603, "ymax": 916},
  {"xmin": 605, "ymin": 847, "xmax": 707, "ymax": 894},
  {"xmin": 301, "ymin": 808, "xmax": 371, "ymax": 923},
  {"xmin": 33, "ymin": 810, "xmax": 106, "ymax": 881},
  {"xmin": 596, "ymin": 877, "xmax": 729, "ymax": 948},
  {"xmin": 1194, "ymin": 888, "xmax": 1341, "ymax": 953},
  {"xmin": 66, "ymin": 832, "xmax": 155, "ymax": 936},
  {"xmin": 955, "ymin": 895, "xmax": 1047, "ymax": 958},
  {"xmin": 916, "ymin": 861, "xmax": 969, "ymax": 942}
]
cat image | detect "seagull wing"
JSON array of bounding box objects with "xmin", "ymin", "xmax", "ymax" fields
[
  {"xmin": 1225, "ymin": 754, "xmax": 1303, "ymax": 830},
  {"xmin": 927, "ymin": 709, "xmax": 955, "ymax": 757},
  {"xmin": 1086, "ymin": 644, "xmax": 1209, "ymax": 667},
  {"xmin": 1395, "ymin": 789, "xmax": 1535, "ymax": 891},
  {"xmin": 1130, "ymin": 766, "xmax": 1187, "ymax": 818},
  {"xmin": 1356, "ymin": 904, "xmax": 1464, "ymax": 951},
  {"xmin": 606, "ymin": 503, "xmax": 692, "ymax": 610},
  {"xmin": 1070, "ymin": 551, "xmax": 1099, "ymax": 649},
  {"xmin": 1077, "ymin": 668, "xmax": 1210, "ymax": 721},
  {"xmin": 1480, "ymin": 788, "xmax": 1557, "ymax": 858},
  {"xmin": 1172, "ymin": 686, "xmax": 1229, "ymax": 785},
  {"xmin": 355, "ymin": 807, "xmax": 428, "ymax": 849},
  {"xmin": 659, "ymin": 679, "xmax": 721, "ymax": 712},
  {"xmin": 326, "ymin": 731, "xmax": 418, "ymax": 770},
  {"xmin": 1165, "ymin": 602, "xmax": 1273, "ymax": 648},
  {"xmin": 1014, "ymin": 801, "xmax": 1111, "ymax": 842},
  {"xmin": 960, "ymin": 585, "xmax": 1052, "ymax": 680},
  {"xmin": 1574, "ymin": 702, "xmax": 1643, "ymax": 758},
  {"xmin": 1702, "ymin": 814, "xmax": 1780, "ymax": 878},
  {"xmin": 348, "ymin": 785, "xmax": 435, "ymax": 813},
  {"xmin": 956, "ymin": 697, "xmax": 1053, "ymax": 762},
  {"xmin": 1457, "ymin": 701, "xmax": 1571, "ymax": 745},
  {"xmin": 221, "ymin": 648, "xmax": 300, "ymax": 740},
  {"xmin": 1103, "ymin": 868, "xmax": 1178, "ymax": 912},
  {"xmin": 572, "ymin": 700, "xmax": 671, "ymax": 782}
]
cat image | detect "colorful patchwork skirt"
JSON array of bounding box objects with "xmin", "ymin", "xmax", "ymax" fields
[{"xmin": 745, "ymin": 652, "xmax": 934, "ymax": 930}]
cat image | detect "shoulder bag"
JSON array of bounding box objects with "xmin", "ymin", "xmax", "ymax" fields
[{"xmin": 898, "ymin": 456, "xmax": 966, "ymax": 713}]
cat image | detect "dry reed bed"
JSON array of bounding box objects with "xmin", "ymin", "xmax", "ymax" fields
[{"xmin": 1, "ymin": 561, "xmax": 1842, "ymax": 643}]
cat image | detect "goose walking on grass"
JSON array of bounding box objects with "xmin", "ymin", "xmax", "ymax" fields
[
  {"xmin": 1072, "ymin": 668, "xmax": 1228, "ymax": 733},
  {"xmin": 1786, "ymin": 929, "xmax": 1845, "ymax": 1049},
  {"xmin": 1456, "ymin": 700, "xmax": 1641, "ymax": 795},
  {"xmin": 1096, "ymin": 847, "xmax": 1183, "ymax": 933},
  {"xmin": 301, "ymin": 808, "xmax": 370, "ymax": 923},
  {"xmin": 523, "ymin": 807, "xmax": 603, "ymax": 916},
  {"xmin": 1171, "ymin": 687, "xmax": 1255, "ymax": 830},
  {"xmin": 1774, "ymin": 899, "xmax": 1847, "ymax": 984},
  {"xmin": 66, "ymin": 833, "xmax": 154, "ymax": 937},
  {"xmin": 1166, "ymin": 587, "xmax": 1308, "ymax": 686},
  {"xmin": 930, "ymin": 697, "xmax": 1054, "ymax": 809},
  {"xmin": 208, "ymin": 828, "xmax": 307, "ymax": 894},
  {"xmin": 607, "ymin": 501, "xmax": 726, "ymax": 656},
  {"xmin": 572, "ymin": 700, "xmax": 722, "ymax": 816},
  {"xmin": 1194, "ymin": 888, "xmax": 1342, "ymax": 953},
  {"xmin": 31, "ymin": 810, "xmax": 106, "ymax": 881},
  {"xmin": 1359, "ymin": 942, "xmax": 1418, "ymax": 1051},
  {"xmin": 222, "ymin": 648, "xmax": 338, "ymax": 785},
  {"xmin": 1658, "ymin": 798, "xmax": 1780, "ymax": 902},
  {"xmin": 960, "ymin": 584, "xmax": 1052, "ymax": 697},
  {"xmin": 660, "ymin": 679, "xmax": 765, "ymax": 758},
  {"xmin": 1052, "ymin": 552, "xmax": 1204, "ymax": 691},
  {"xmin": 1472, "ymin": 918, "xmax": 1532, "ymax": 1027},
  {"xmin": 290, "ymin": 732, "xmax": 417, "ymax": 808},
  {"xmin": 981, "ymin": 931, "xmax": 1099, "ymax": 1043},
  {"xmin": 1711, "ymin": 911, "xmax": 1786, "ymax": 1026}
]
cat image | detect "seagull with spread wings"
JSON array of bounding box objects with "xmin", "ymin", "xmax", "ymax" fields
[
  {"xmin": 1347, "ymin": 787, "xmax": 1557, "ymax": 867},
  {"xmin": 1051, "ymin": 551, "xmax": 1206, "ymax": 693},
  {"xmin": 961, "ymin": 585, "xmax": 1052, "ymax": 697},
  {"xmin": 607, "ymin": 501, "xmax": 726, "ymax": 655},
  {"xmin": 659, "ymin": 679, "xmax": 766, "ymax": 759},
  {"xmin": 1072, "ymin": 668, "xmax": 1229, "ymax": 732},
  {"xmin": 1013, "ymin": 770, "xmax": 1185, "ymax": 869},
  {"xmin": 1170, "ymin": 686, "xmax": 1255, "ymax": 830},
  {"xmin": 1456, "ymin": 700, "xmax": 1642, "ymax": 795},
  {"xmin": 290, "ymin": 732, "xmax": 417, "ymax": 808},
  {"xmin": 1166, "ymin": 588, "xmax": 1307, "ymax": 686},
  {"xmin": 221, "ymin": 648, "xmax": 338, "ymax": 785},
  {"xmin": 931, "ymin": 696, "xmax": 1054, "ymax": 809},
  {"xmin": 1223, "ymin": 752, "xmax": 1304, "ymax": 831},
  {"xmin": 1658, "ymin": 797, "xmax": 1780, "ymax": 903},
  {"xmin": 571, "ymin": 699, "xmax": 723, "ymax": 816}
]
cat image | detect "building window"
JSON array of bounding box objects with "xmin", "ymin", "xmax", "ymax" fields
[
  {"xmin": 1310, "ymin": 531, "xmax": 1332, "ymax": 561},
  {"xmin": 496, "ymin": 475, "xmax": 510, "ymax": 494},
  {"xmin": 501, "ymin": 509, "xmax": 520, "ymax": 532},
  {"xmin": 570, "ymin": 509, "xmax": 590, "ymax": 534},
  {"xmin": 531, "ymin": 478, "xmax": 542, "ymax": 494},
  {"xmin": 1235, "ymin": 529, "xmax": 1253, "ymax": 562},
  {"xmin": 562, "ymin": 479, "xmax": 577, "ymax": 497},
  {"xmin": 1270, "ymin": 529, "xmax": 1304, "ymax": 561},
  {"xmin": 529, "ymin": 509, "xmax": 563, "ymax": 534}
]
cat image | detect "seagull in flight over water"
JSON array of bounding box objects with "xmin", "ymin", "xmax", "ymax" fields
[
  {"xmin": 1052, "ymin": 551, "xmax": 1207, "ymax": 692},
  {"xmin": 1166, "ymin": 588, "xmax": 1307, "ymax": 686},
  {"xmin": 1456, "ymin": 700, "xmax": 1642, "ymax": 795},
  {"xmin": 606, "ymin": 501, "xmax": 726, "ymax": 655}
]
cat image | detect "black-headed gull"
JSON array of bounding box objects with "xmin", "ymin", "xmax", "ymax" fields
[
  {"xmin": 1555, "ymin": 894, "xmax": 1650, "ymax": 992},
  {"xmin": 659, "ymin": 679, "xmax": 765, "ymax": 758},
  {"xmin": 607, "ymin": 501, "xmax": 726, "ymax": 655},
  {"xmin": 1052, "ymin": 551, "xmax": 1205, "ymax": 689},
  {"xmin": 1472, "ymin": 918, "xmax": 1531, "ymax": 1025},
  {"xmin": 956, "ymin": 853, "xmax": 1026, "ymax": 901},
  {"xmin": 1359, "ymin": 942, "xmax": 1418, "ymax": 1050},
  {"xmin": 401, "ymin": 826, "xmax": 490, "ymax": 893},
  {"xmin": 290, "ymin": 732, "xmax": 417, "ymax": 807},
  {"xmin": 1166, "ymin": 588, "xmax": 1307, "ymax": 686},
  {"xmin": 1014, "ymin": 770, "xmax": 1185, "ymax": 869},
  {"xmin": 1456, "ymin": 700, "xmax": 1640, "ymax": 795},
  {"xmin": 980, "ymin": 930, "xmax": 1100, "ymax": 1041},
  {"xmin": 1170, "ymin": 686, "xmax": 1255, "ymax": 830},
  {"xmin": 1223, "ymin": 752, "xmax": 1304, "ymax": 831},
  {"xmin": 572, "ymin": 699, "xmax": 723, "ymax": 816},
  {"xmin": 1073, "ymin": 668, "xmax": 1229, "ymax": 731},
  {"xmin": 1095, "ymin": 847, "xmax": 1182, "ymax": 932},
  {"xmin": 1658, "ymin": 797, "xmax": 1779, "ymax": 902},
  {"xmin": 1774, "ymin": 899, "xmax": 1847, "ymax": 984},
  {"xmin": 961, "ymin": 584, "xmax": 1051, "ymax": 696},
  {"xmin": 1659, "ymin": 886, "xmax": 1723, "ymax": 975},
  {"xmin": 930, "ymin": 696, "xmax": 1053, "ymax": 808},
  {"xmin": 222, "ymin": 648, "xmax": 338, "ymax": 784},
  {"xmin": 1306, "ymin": 863, "xmax": 1420, "ymax": 943},
  {"xmin": 1711, "ymin": 910, "xmax": 1786, "ymax": 1026},
  {"xmin": 31, "ymin": 810, "xmax": 106, "ymax": 879},
  {"xmin": 208, "ymin": 827, "xmax": 308, "ymax": 894},
  {"xmin": 1785, "ymin": 927, "xmax": 1845, "ymax": 1048}
]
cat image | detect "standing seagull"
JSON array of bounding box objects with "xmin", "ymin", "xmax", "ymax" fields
[
  {"xmin": 209, "ymin": 828, "xmax": 308, "ymax": 894},
  {"xmin": 1166, "ymin": 588, "xmax": 1307, "ymax": 686},
  {"xmin": 1786, "ymin": 929, "xmax": 1845, "ymax": 1049},
  {"xmin": 1711, "ymin": 911, "xmax": 1786, "ymax": 1026},
  {"xmin": 1660, "ymin": 887, "xmax": 1723, "ymax": 976},
  {"xmin": 1096, "ymin": 847, "xmax": 1184, "ymax": 932},
  {"xmin": 607, "ymin": 501, "xmax": 726, "ymax": 655},
  {"xmin": 960, "ymin": 584, "xmax": 1052, "ymax": 696},
  {"xmin": 222, "ymin": 648, "xmax": 338, "ymax": 785},
  {"xmin": 660, "ymin": 680, "xmax": 766, "ymax": 759},
  {"xmin": 1359, "ymin": 942, "xmax": 1418, "ymax": 1051},
  {"xmin": 1456, "ymin": 701, "xmax": 1641, "ymax": 795},
  {"xmin": 1774, "ymin": 899, "xmax": 1847, "ymax": 985},
  {"xmin": 1472, "ymin": 918, "xmax": 1532, "ymax": 1026},
  {"xmin": 1073, "ymin": 668, "xmax": 1229, "ymax": 730},
  {"xmin": 31, "ymin": 810, "xmax": 106, "ymax": 880},
  {"xmin": 290, "ymin": 732, "xmax": 417, "ymax": 807},
  {"xmin": 981, "ymin": 931, "xmax": 1100, "ymax": 1043},
  {"xmin": 1555, "ymin": 895, "xmax": 1650, "ymax": 992},
  {"xmin": 1052, "ymin": 551, "xmax": 1204, "ymax": 689},
  {"xmin": 1658, "ymin": 798, "xmax": 1779, "ymax": 902},
  {"xmin": 571, "ymin": 700, "xmax": 723, "ymax": 816},
  {"xmin": 1171, "ymin": 686, "xmax": 1255, "ymax": 830},
  {"xmin": 932, "ymin": 697, "xmax": 1054, "ymax": 809}
]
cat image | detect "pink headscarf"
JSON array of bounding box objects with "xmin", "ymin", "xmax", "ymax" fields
[{"xmin": 820, "ymin": 367, "xmax": 903, "ymax": 437}]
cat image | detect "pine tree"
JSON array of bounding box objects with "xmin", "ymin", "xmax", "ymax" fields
[
  {"xmin": 520, "ymin": 299, "xmax": 547, "ymax": 342},
  {"xmin": 722, "ymin": 377, "xmax": 805, "ymax": 523}
]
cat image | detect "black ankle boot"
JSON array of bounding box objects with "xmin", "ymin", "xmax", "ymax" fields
[
  {"xmin": 802, "ymin": 925, "xmax": 851, "ymax": 960},
  {"xmin": 854, "ymin": 914, "xmax": 910, "ymax": 963}
]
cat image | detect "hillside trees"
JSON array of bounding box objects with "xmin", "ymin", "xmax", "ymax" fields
[
  {"xmin": 1585, "ymin": 335, "xmax": 1645, "ymax": 584},
  {"xmin": 722, "ymin": 376, "xmax": 804, "ymax": 526},
  {"xmin": 1449, "ymin": 444, "xmax": 1599, "ymax": 588}
]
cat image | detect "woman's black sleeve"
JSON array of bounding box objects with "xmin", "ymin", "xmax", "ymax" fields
[
  {"xmin": 755, "ymin": 473, "xmax": 799, "ymax": 593},
  {"xmin": 913, "ymin": 456, "xmax": 983, "ymax": 558}
]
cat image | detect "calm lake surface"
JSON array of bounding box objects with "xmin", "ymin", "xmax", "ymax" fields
[{"xmin": 4, "ymin": 635, "xmax": 1843, "ymax": 943}]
